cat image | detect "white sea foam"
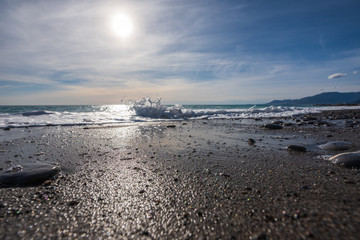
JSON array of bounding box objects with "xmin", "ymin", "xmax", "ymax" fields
[
  {"xmin": 1, "ymin": 99, "xmax": 360, "ymax": 128},
  {"xmin": 130, "ymin": 98, "xmax": 360, "ymax": 120}
]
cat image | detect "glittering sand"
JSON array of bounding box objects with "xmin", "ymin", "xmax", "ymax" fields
[{"xmin": 0, "ymin": 110, "xmax": 360, "ymax": 239}]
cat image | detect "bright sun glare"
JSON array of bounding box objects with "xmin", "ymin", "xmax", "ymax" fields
[{"xmin": 112, "ymin": 13, "xmax": 133, "ymax": 38}]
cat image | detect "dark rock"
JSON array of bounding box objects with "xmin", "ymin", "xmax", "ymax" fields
[
  {"xmin": 315, "ymin": 120, "xmax": 331, "ymax": 126},
  {"xmin": 254, "ymin": 233, "xmax": 268, "ymax": 240},
  {"xmin": 3, "ymin": 127, "xmax": 11, "ymax": 131},
  {"xmin": 141, "ymin": 231, "xmax": 150, "ymax": 236},
  {"xmin": 297, "ymin": 122, "xmax": 307, "ymax": 126},
  {"xmin": 248, "ymin": 138, "xmax": 256, "ymax": 145},
  {"xmin": 68, "ymin": 200, "xmax": 79, "ymax": 206},
  {"xmin": 287, "ymin": 145, "xmax": 307, "ymax": 152},
  {"xmin": 263, "ymin": 123, "xmax": 282, "ymax": 130},
  {"xmin": 166, "ymin": 125, "xmax": 176, "ymax": 128},
  {"xmin": 0, "ymin": 163, "xmax": 60, "ymax": 187}
]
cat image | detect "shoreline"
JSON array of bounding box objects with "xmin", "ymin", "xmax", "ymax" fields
[{"xmin": 0, "ymin": 109, "xmax": 359, "ymax": 239}]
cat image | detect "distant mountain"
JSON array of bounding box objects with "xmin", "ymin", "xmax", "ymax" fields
[{"xmin": 267, "ymin": 92, "xmax": 360, "ymax": 106}]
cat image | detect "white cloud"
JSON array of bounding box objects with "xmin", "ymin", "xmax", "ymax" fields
[
  {"xmin": 354, "ymin": 71, "xmax": 359, "ymax": 74},
  {"xmin": 328, "ymin": 73, "xmax": 347, "ymax": 79}
]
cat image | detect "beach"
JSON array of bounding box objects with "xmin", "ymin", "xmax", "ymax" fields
[{"xmin": 0, "ymin": 110, "xmax": 360, "ymax": 239}]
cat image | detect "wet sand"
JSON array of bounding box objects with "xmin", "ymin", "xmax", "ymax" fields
[{"xmin": 0, "ymin": 110, "xmax": 360, "ymax": 239}]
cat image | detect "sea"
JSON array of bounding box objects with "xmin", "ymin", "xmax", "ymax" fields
[{"xmin": 1, "ymin": 98, "xmax": 360, "ymax": 128}]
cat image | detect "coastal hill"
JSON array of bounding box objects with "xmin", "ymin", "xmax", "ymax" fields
[{"xmin": 267, "ymin": 92, "xmax": 360, "ymax": 106}]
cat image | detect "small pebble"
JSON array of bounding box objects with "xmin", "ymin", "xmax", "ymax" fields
[
  {"xmin": 287, "ymin": 145, "xmax": 306, "ymax": 152},
  {"xmin": 263, "ymin": 124, "xmax": 282, "ymax": 130},
  {"xmin": 248, "ymin": 138, "xmax": 256, "ymax": 145},
  {"xmin": 68, "ymin": 200, "xmax": 79, "ymax": 206}
]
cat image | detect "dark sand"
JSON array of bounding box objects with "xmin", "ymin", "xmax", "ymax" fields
[{"xmin": 0, "ymin": 110, "xmax": 360, "ymax": 239}]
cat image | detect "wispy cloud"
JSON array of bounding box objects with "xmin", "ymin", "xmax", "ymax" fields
[{"xmin": 328, "ymin": 73, "xmax": 347, "ymax": 79}]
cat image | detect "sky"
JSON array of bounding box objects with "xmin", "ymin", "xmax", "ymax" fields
[{"xmin": 0, "ymin": 0, "xmax": 359, "ymax": 105}]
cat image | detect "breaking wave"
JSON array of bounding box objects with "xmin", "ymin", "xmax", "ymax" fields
[
  {"xmin": 22, "ymin": 110, "xmax": 55, "ymax": 116},
  {"xmin": 1, "ymin": 98, "xmax": 360, "ymax": 128},
  {"xmin": 130, "ymin": 98, "xmax": 306, "ymax": 119}
]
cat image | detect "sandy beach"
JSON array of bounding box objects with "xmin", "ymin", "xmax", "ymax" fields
[{"xmin": 0, "ymin": 110, "xmax": 360, "ymax": 239}]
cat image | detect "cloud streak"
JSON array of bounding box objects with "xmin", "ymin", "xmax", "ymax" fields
[{"xmin": 328, "ymin": 73, "xmax": 347, "ymax": 79}]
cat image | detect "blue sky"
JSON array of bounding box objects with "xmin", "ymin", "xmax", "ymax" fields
[{"xmin": 0, "ymin": 0, "xmax": 359, "ymax": 104}]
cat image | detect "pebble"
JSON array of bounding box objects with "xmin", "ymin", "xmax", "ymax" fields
[
  {"xmin": 319, "ymin": 141, "xmax": 352, "ymax": 151},
  {"xmin": 68, "ymin": 200, "xmax": 79, "ymax": 206},
  {"xmin": 262, "ymin": 124, "xmax": 282, "ymax": 130},
  {"xmin": 287, "ymin": 145, "xmax": 307, "ymax": 152},
  {"xmin": 329, "ymin": 151, "xmax": 360, "ymax": 169},
  {"xmin": 315, "ymin": 120, "xmax": 331, "ymax": 126},
  {"xmin": 248, "ymin": 138, "xmax": 256, "ymax": 145}
]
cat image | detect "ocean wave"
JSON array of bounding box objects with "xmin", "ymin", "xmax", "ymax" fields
[
  {"xmin": 21, "ymin": 110, "xmax": 55, "ymax": 116},
  {"xmin": 130, "ymin": 98, "xmax": 300, "ymax": 119},
  {"xmin": 1, "ymin": 100, "xmax": 360, "ymax": 128}
]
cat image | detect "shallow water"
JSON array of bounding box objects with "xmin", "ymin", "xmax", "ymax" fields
[{"xmin": 1, "ymin": 100, "xmax": 360, "ymax": 128}]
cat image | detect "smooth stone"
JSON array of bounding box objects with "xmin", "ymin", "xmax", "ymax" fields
[
  {"xmin": 0, "ymin": 163, "xmax": 60, "ymax": 187},
  {"xmin": 319, "ymin": 141, "xmax": 352, "ymax": 151},
  {"xmin": 329, "ymin": 151, "xmax": 360, "ymax": 169},
  {"xmin": 316, "ymin": 120, "xmax": 331, "ymax": 126},
  {"xmin": 248, "ymin": 138, "xmax": 256, "ymax": 145},
  {"xmin": 263, "ymin": 123, "xmax": 283, "ymax": 130},
  {"xmin": 287, "ymin": 145, "xmax": 307, "ymax": 152}
]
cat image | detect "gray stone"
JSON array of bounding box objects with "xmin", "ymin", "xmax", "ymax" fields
[
  {"xmin": 0, "ymin": 163, "xmax": 60, "ymax": 187},
  {"xmin": 319, "ymin": 141, "xmax": 352, "ymax": 151},
  {"xmin": 329, "ymin": 151, "xmax": 360, "ymax": 169},
  {"xmin": 287, "ymin": 145, "xmax": 306, "ymax": 152},
  {"xmin": 263, "ymin": 124, "xmax": 283, "ymax": 130}
]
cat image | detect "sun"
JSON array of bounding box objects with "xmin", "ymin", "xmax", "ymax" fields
[{"xmin": 112, "ymin": 13, "xmax": 133, "ymax": 38}]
